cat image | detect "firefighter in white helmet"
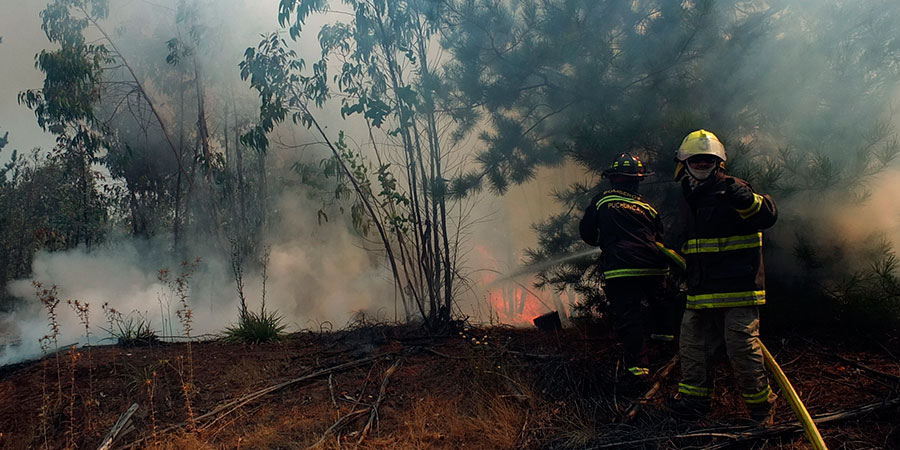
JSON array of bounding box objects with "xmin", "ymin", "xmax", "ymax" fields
[{"xmin": 667, "ymin": 129, "xmax": 778, "ymax": 425}]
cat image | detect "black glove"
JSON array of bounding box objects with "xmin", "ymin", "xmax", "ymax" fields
[{"xmin": 723, "ymin": 179, "xmax": 755, "ymax": 210}]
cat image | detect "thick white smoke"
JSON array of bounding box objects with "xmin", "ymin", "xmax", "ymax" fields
[{"xmin": 0, "ymin": 179, "xmax": 399, "ymax": 365}]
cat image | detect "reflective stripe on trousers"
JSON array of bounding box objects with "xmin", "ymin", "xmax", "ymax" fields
[
  {"xmin": 679, "ymin": 307, "xmax": 770, "ymax": 406},
  {"xmin": 686, "ymin": 290, "xmax": 766, "ymax": 309}
]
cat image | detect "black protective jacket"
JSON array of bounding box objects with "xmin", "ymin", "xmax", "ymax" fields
[
  {"xmin": 579, "ymin": 188, "xmax": 670, "ymax": 279},
  {"xmin": 679, "ymin": 172, "xmax": 777, "ymax": 309}
]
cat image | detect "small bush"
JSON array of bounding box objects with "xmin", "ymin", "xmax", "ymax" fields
[
  {"xmin": 222, "ymin": 308, "xmax": 286, "ymax": 344},
  {"xmin": 102, "ymin": 304, "xmax": 159, "ymax": 346}
]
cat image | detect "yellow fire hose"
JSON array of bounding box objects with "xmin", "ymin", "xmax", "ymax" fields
[{"xmin": 760, "ymin": 341, "xmax": 828, "ymax": 450}]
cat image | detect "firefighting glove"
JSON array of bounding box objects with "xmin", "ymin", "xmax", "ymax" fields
[{"xmin": 723, "ymin": 178, "xmax": 755, "ymax": 210}]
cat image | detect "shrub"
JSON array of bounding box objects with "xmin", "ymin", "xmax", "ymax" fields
[
  {"xmin": 222, "ymin": 307, "xmax": 286, "ymax": 344},
  {"xmin": 102, "ymin": 304, "xmax": 159, "ymax": 346}
]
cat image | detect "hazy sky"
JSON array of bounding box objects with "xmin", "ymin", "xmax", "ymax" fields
[{"xmin": 0, "ymin": 0, "xmax": 57, "ymax": 156}]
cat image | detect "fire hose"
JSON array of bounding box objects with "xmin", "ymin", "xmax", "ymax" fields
[{"xmin": 760, "ymin": 341, "xmax": 828, "ymax": 450}]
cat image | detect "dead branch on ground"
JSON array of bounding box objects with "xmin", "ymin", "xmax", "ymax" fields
[
  {"xmin": 358, "ymin": 358, "xmax": 402, "ymax": 444},
  {"xmin": 803, "ymin": 338, "xmax": 900, "ymax": 383},
  {"xmin": 97, "ymin": 403, "xmax": 138, "ymax": 450},
  {"xmin": 123, "ymin": 354, "xmax": 390, "ymax": 448},
  {"xmin": 618, "ymin": 355, "xmax": 679, "ymax": 424},
  {"xmin": 306, "ymin": 358, "xmax": 402, "ymax": 449},
  {"xmin": 588, "ymin": 397, "xmax": 900, "ymax": 449}
]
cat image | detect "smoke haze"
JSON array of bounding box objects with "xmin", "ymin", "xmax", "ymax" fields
[{"xmin": 3, "ymin": 0, "xmax": 900, "ymax": 364}]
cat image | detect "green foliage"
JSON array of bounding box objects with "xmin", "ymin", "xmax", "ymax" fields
[
  {"xmin": 222, "ymin": 306, "xmax": 286, "ymax": 344},
  {"xmin": 0, "ymin": 150, "xmax": 109, "ymax": 309},
  {"xmin": 246, "ymin": 0, "xmax": 466, "ymax": 328},
  {"xmin": 436, "ymin": 0, "xmax": 900, "ymax": 333},
  {"xmin": 21, "ymin": 0, "xmax": 111, "ymax": 138},
  {"xmin": 102, "ymin": 304, "xmax": 159, "ymax": 347}
]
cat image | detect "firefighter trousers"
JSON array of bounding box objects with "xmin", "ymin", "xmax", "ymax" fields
[
  {"xmin": 603, "ymin": 275, "xmax": 672, "ymax": 369},
  {"xmin": 679, "ymin": 306, "xmax": 773, "ymax": 406}
]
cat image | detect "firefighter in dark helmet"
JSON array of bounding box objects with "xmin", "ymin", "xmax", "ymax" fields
[
  {"xmin": 579, "ymin": 153, "xmax": 684, "ymax": 380},
  {"xmin": 668, "ymin": 129, "xmax": 778, "ymax": 425}
]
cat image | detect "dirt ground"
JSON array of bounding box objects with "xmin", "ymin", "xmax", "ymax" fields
[{"xmin": 0, "ymin": 322, "xmax": 898, "ymax": 449}]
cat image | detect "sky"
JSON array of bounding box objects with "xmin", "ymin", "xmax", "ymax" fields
[{"xmin": 0, "ymin": 0, "xmax": 58, "ymax": 155}]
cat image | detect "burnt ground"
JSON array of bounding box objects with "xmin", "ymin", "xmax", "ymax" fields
[{"xmin": 0, "ymin": 322, "xmax": 898, "ymax": 449}]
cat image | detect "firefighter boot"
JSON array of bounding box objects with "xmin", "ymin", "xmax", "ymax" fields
[
  {"xmin": 621, "ymin": 366, "xmax": 651, "ymax": 397},
  {"xmin": 748, "ymin": 401, "xmax": 776, "ymax": 426},
  {"xmin": 665, "ymin": 396, "xmax": 710, "ymax": 421}
]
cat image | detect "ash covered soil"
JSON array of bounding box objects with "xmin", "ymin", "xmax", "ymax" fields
[{"xmin": 1, "ymin": 323, "xmax": 899, "ymax": 449}]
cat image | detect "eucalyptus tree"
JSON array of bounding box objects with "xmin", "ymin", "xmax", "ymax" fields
[
  {"xmin": 242, "ymin": 0, "xmax": 468, "ymax": 328},
  {"xmin": 19, "ymin": 0, "xmax": 269, "ymax": 258},
  {"xmin": 17, "ymin": 0, "xmax": 117, "ymax": 249},
  {"xmin": 19, "ymin": 0, "xmax": 192, "ymax": 241}
]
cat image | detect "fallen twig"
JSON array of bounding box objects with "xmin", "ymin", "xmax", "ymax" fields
[
  {"xmin": 422, "ymin": 347, "xmax": 478, "ymax": 360},
  {"xmin": 503, "ymin": 349, "xmax": 559, "ymax": 359},
  {"xmin": 328, "ymin": 373, "xmax": 338, "ymax": 409},
  {"xmin": 803, "ymin": 338, "xmax": 900, "ymax": 383},
  {"xmin": 306, "ymin": 358, "xmax": 402, "ymax": 449},
  {"xmin": 588, "ymin": 397, "xmax": 900, "ymax": 449},
  {"xmin": 618, "ymin": 355, "xmax": 679, "ymax": 423},
  {"xmin": 308, "ymin": 409, "xmax": 369, "ymax": 449},
  {"xmin": 123, "ymin": 353, "xmax": 388, "ymax": 447},
  {"xmin": 358, "ymin": 358, "xmax": 401, "ymax": 445},
  {"xmin": 97, "ymin": 403, "xmax": 138, "ymax": 450}
]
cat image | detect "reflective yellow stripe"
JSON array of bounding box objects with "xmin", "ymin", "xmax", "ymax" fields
[
  {"xmin": 604, "ymin": 268, "xmax": 669, "ymax": 279},
  {"xmin": 596, "ymin": 195, "xmax": 658, "ymax": 218},
  {"xmin": 655, "ymin": 242, "xmax": 686, "ymax": 271},
  {"xmin": 737, "ymin": 193, "xmax": 764, "ymax": 219},
  {"xmin": 686, "ymin": 290, "xmax": 766, "ymax": 309},
  {"xmin": 743, "ymin": 385, "xmax": 772, "ymax": 404},
  {"xmin": 678, "ymin": 383, "xmax": 712, "ymax": 397},
  {"xmin": 681, "ymin": 232, "xmax": 762, "ymax": 254},
  {"xmin": 628, "ymin": 366, "xmax": 649, "ymax": 376}
]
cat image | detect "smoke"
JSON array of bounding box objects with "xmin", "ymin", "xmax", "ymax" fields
[
  {"xmin": 261, "ymin": 185, "xmax": 396, "ymax": 326},
  {"xmin": 5, "ymin": 0, "xmax": 900, "ymax": 364},
  {"xmin": 0, "ymin": 176, "xmax": 397, "ymax": 365},
  {"xmin": 0, "ymin": 0, "xmax": 391, "ymax": 364},
  {"xmin": 1, "ymin": 238, "xmax": 220, "ymax": 365}
]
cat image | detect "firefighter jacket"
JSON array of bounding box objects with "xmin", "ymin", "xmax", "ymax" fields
[
  {"xmin": 679, "ymin": 172, "xmax": 777, "ymax": 309},
  {"xmin": 579, "ymin": 188, "xmax": 673, "ymax": 279}
]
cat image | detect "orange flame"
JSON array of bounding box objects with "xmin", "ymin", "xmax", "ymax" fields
[{"xmin": 473, "ymin": 245, "xmax": 553, "ymax": 326}]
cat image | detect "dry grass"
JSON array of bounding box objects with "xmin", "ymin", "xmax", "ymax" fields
[
  {"xmin": 2, "ymin": 325, "xmax": 898, "ymax": 449},
  {"xmin": 137, "ymin": 432, "xmax": 216, "ymax": 450}
]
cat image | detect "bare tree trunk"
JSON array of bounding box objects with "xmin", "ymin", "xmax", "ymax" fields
[
  {"xmin": 233, "ymin": 97, "xmax": 247, "ymax": 242},
  {"xmin": 257, "ymin": 147, "xmax": 267, "ymax": 232},
  {"xmin": 364, "ymin": 119, "xmax": 411, "ymax": 319},
  {"xmin": 192, "ymin": 58, "xmax": 226, "ymax": 251},
  {"xmin": 173, "ymin": 78, "xmax": 187, "ymax": 251},
  {"xmin": 415, "ymin": 19, "xmax": 454, "ymax": 323},
  {"xmin": 373, "ymin": 6, "xmax": 440, "ymax": 326}
]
